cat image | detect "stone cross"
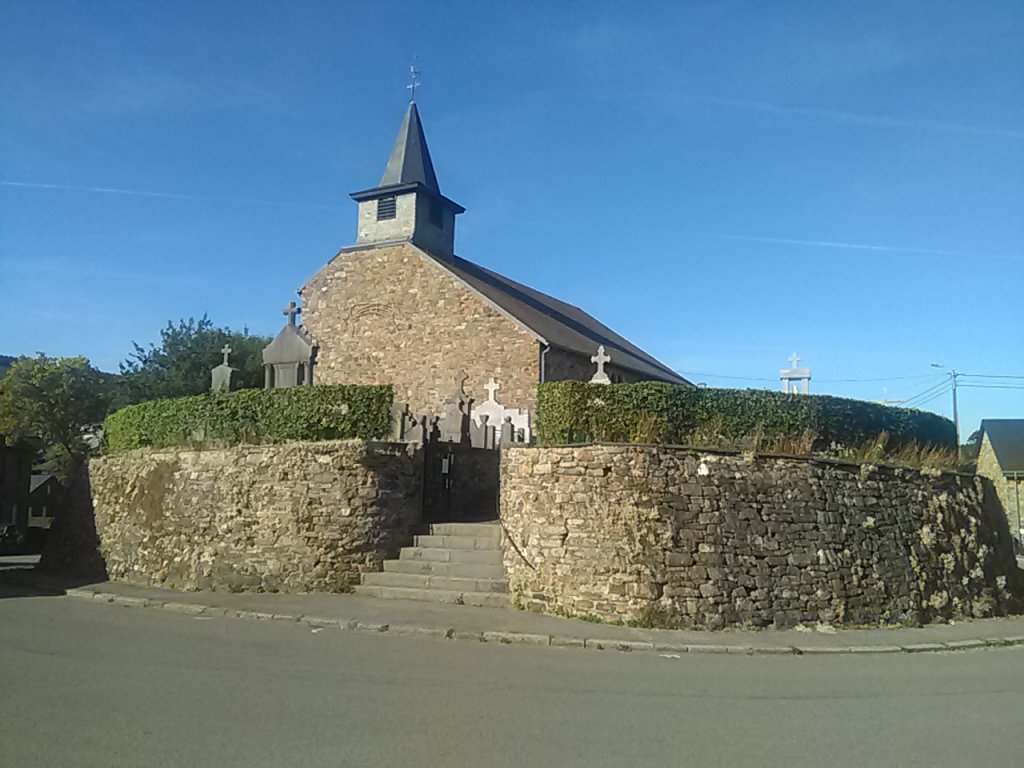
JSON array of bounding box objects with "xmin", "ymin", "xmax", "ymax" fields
[
  {"xmin": 780, "ymin": 353, "xmax": 811, "ymax": 395},
  {"xmin": 283, "ymin": 301, "xmax": 301, "ymax": 326},
  {"xmin": 210, "ymin": 345, "xmax": 235, "ymax": 394},
  {"xmin": 484, "ymin": 377, "xmax": 500, "ymax": 402},
  {"xmin": 590, "ymin": 345, "xmax": 612, "ymax": 385}
]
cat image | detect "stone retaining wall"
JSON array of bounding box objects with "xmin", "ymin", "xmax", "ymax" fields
[
  {"xmin": 500, "ymin": 444, "xmax": 1021, "ymax": 628},
  {"xmin": 90, "ymin": 440, "xmax": 422, "ymax": 593}
]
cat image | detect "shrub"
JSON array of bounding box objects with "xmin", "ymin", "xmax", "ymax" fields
[
  {"xmin": 103, "ymin": 385, "xmax": 393, "ymax": 454},
  {"xmin": 536, "ymin": 381, "xmax": 955, "ymax": 451}
]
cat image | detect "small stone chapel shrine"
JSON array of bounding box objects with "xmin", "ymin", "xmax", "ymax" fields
[
  {"xmin": 297, "ymin": 96, "xmax": 688, "ymax": 415},
  {"xmin": 262, "ymin": 301, "xmax": 316, "ymax": 388}
]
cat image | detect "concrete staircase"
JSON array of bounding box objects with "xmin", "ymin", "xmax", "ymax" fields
[{"xmin": 355, "ymin": 522, "xmax": 509, "ymax": 607}]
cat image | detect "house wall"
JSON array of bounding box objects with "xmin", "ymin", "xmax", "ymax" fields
[
  {"xmin": 89, "ymin": 440, "xmax": 423, "ymax": 593},
  {"xmin": 977, "ymin": 432, "xmax": 1024, "ymax": 540},
  {"xmin": 302, "ymin": 242, "xmax": 541, "ymax": 416},
  {"xmin": 501, "ymin": 444, "xmax": 1020, "ymax": 628},
  {"xmin": 0, "ymin": 441, "xmax": 32, "ymax": 530}
]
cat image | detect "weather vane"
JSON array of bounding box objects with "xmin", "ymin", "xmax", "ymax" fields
[{"xmin": 407, "ymin": 59, "xmax": 420, "ymax": 102}]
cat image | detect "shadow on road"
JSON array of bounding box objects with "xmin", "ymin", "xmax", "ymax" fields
[{"xmin": 0, "ymin": 555, "xmax": 106, "ymax": 599}]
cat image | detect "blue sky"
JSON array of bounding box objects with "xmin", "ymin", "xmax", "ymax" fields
[{"xmin": 1, "ymin": 0, "xmax": 1021, "ymax": 436}]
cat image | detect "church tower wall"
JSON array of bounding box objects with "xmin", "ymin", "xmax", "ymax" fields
[
  {"xmin": 355, "ymin": 196, "xmax": 417, "ymax": 244},
  {"xmin": 301, "ymin": 242, "xmax": 541, "ymax": 415}
]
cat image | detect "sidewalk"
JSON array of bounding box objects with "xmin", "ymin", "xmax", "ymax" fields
[{"xmin": 6, "ymin": 566, "xmax": 1024, "ymax": 657}]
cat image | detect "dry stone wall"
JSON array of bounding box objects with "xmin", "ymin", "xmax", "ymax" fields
[
  {"xmin": 89, "ymin": 440, "xmax": 422, "ymax": 593},
  {"xmin": 501, "ymin": 444, "xmax": 1020, "ymax": 628}
]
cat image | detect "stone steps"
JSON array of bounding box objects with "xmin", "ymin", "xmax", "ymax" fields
[
  {"xmin": 353, "ymin": 585, "xmax": 510, "ymax": 608},
  {"xmin": 355, "ymin": 521, "xmax": 509, "ymax": 607},
  {"xmin": 397, "ymin": 547, "xmax": 503, "ymax": 565},
  {"xmin": 383, "ymin": 559, "xmax": 505, "ymax": 579},
  {"xmin": 361, "ymin": 571, "xmax": 508, "ymax": 594}
]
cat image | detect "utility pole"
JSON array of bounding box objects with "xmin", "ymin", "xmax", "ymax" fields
[
  {"xmin": 951, "ymin": 368, "xmax": 959, "ymax": 450},
  {"xmin": 931, "ymin": 364, "xmax": 960, "ymax": 453}
]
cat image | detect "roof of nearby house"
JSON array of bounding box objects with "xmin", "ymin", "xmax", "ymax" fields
[
  {"xmin": 29, "ymin": 474, "xmax": 55, "ymax": 493},
  {"xmin": 981, "ymin": 419, "xmax": 1024, "ymax": 473},
  {"xmin": 431, "ymin": 252, "xmax": 690, "ymax": 385}
]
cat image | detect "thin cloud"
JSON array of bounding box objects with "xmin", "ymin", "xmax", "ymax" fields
[
  {"xmin": 696, "ymin": 95, "xmax": 1024, "ymax": 140},
  {"xmin": 0, "ymin": 181, "xmax": 339, "ymax": 211},
  {"xmin": 712, "ymin": 233, "xmax": 1016, "ymax": 262}
]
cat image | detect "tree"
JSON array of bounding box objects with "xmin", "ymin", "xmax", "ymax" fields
[
  {"xmin": 960, "ymin": 429, "xmax": 982, "ymax": 463},
  {"xmin": 0, "ymin": 355, "xmax": 114, "ymax": 479},
  {"xmin": 119, "ymin": 316, "xmax": 271, "ymax": 404}
]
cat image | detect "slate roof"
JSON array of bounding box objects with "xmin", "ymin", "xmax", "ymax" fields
[
  {"xmin": 428, "ymin": 251, "xmax": 689, "ymax": 385},
  {"xmin": 982, "ymin": 419, "xmax": 1024, "ymax": 473},
  {"xmin": 30, "ymin": 474, "xmax": 54, "ymax": 494},
  {"xmin": 262, "ymin": 323, "xmax": 315, "ymax": 365},
  {"xmin": 379, "ymin": 102, "xmax": 439, "ymax": 192}
]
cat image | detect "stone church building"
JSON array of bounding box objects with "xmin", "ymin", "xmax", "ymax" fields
[{"xmin": 300, "ymin": 101, "xmax": 688, "ymax": 415}]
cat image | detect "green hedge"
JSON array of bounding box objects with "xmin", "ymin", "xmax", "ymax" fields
[
  {"xmin": 104, "ymin": 385, "xmax": 393, "ymax": 454},
  {"xmin": 536, "ymin": 381, "xmax": 956, "ymax": 450}
]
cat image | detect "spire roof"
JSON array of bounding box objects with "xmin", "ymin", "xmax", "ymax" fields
[{"xmin": 379, "ymin": 102, "xmax": 440, "ymax": 193}]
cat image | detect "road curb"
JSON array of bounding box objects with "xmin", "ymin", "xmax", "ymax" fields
[{"xmin": 60, "ymin": 585, "xmax": 1024, "ymax": 658}]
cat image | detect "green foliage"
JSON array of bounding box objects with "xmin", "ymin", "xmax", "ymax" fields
[
  {"xmin": 536, "ymin": 381, "xmax": 956, "ymax": 451},
  {"xmin": 0, "ymin": 355, "xmax": 115, "ymax": 478},
  {"xmin": 119, "ymin": 315, "xmax": 271, "ymax": 405},
  {"xmin": 103, "ymin": 384, "xmax": 393, "ymax": 454},
  {"xmin": 0, "ymin": 355, "xmax": 16, "ymax": 378}
]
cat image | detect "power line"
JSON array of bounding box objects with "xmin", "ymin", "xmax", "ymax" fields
[
  {"xmin": 960, "ymin": 374, "xmax": 1024, "ymax": 380},
  {"xmin": 902, "ymin": 380, "xmax": 951, "ymax": 408},
  {"xmin": 679, "ymin": 371, "xmax": 951, "ymax": 384},
  {"xmin": 817, "ymin": 374, "xmax": 944, "ymax": 383},
  {"xmin": 960, "ymin": 384, "xmax": 1024, "ymax": 390},
  {"xmin": 678, "ymin": 371, "xmax": 776, "ymax": 382},
  {"xmin": 909, "ymin": 389, "xmax": 950, "ymax": 409}
]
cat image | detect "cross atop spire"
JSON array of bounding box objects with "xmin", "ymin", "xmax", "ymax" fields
[
  {"xmin": 283, "ymin": 301, "xmax": 301, "ymax": 326},
  {"xmin": 407, "ymin": 60, "xmax": 420, "ymax": 103}
]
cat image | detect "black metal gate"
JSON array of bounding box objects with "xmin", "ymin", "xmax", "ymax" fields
[{"xmin": 422, "ymin": 442, "xmax": 500, "ymax": 524}]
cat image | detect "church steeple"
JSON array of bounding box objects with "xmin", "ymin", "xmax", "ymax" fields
[
  {"xmin": 350, "ymin": 102, "xmax": 464, "ymax": 259},
  {"xmin": 380, "ymin": 102, "xmax": 440, "ymax": 193}
]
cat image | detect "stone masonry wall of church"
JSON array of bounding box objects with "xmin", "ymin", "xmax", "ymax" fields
[
  {"xmin": 544, "ymin": 346, "xmax": 646, "ymax": 385},
  {"xmin": 302, "ymin": 242, "xmax": 541, "ymax": 416},
  {"xmin": 501, "ymin": 444, "xmax": 1021, "ymax": 629},
  {"xmin": 88, "ymin": 440, "xmax": 423, "ymax": 593}
]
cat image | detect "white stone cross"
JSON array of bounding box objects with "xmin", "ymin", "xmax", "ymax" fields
[
  {"xmin": 590, "ymin": 345, "xmax": 612, "ymax": 385},
  {"xmin": 220, "ymin": 344, "xmax": 232, "ymax": 366},
  {"xmin": 787, "ymin": 352, "xmax": 801, "ymax": 369},
  {"xmin": 484, "ymin": 377, "xmax": 500, "ymax": 403}
]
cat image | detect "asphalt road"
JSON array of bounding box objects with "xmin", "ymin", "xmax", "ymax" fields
[{"xmin": 2, "ymin": 590, "xmax": 1023, "ymax": 768}]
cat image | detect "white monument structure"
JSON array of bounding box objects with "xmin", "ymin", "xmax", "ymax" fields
[
  {"xmin": 780, "ymin": 353, "xmax": 811, "ymax": 395},
  {"xmin": 590, "ymin": 345, "xmax": 612, "ymax": 385}
]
